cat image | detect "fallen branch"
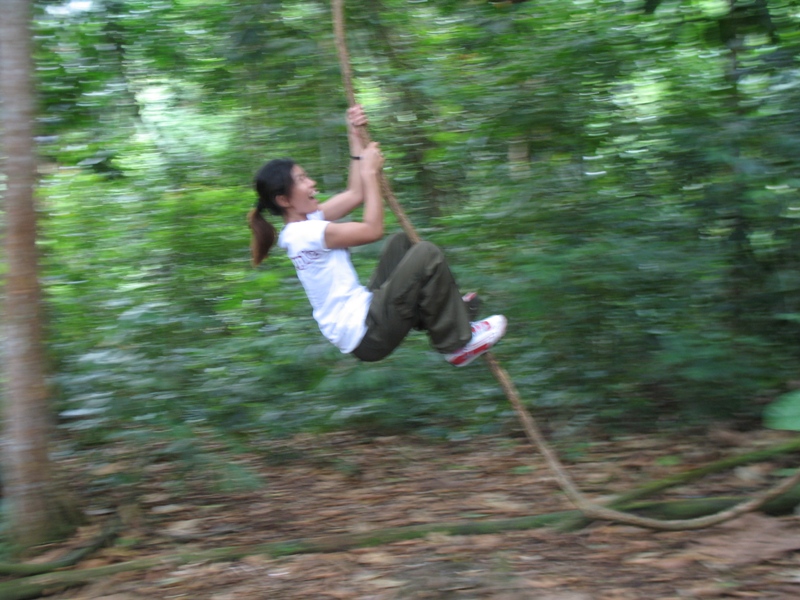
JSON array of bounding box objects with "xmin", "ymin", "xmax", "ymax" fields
[
  {"xmin": 625, "ymin": 484, "xmax": 800, "ymax": 520},
  {"xmin": 3, "ymin": 485, "xmax": 800, "ymax": 600},
  {"xmin": 0, "ymin": 512, "xmax": 572, "ymax": 600},
  {"xmin": 554, "ymin": 436, "xmax": 800, "ymax": 531},
  {"xmin": 608, "ymin": 436, "xmax": 800, "ymax": 507}
]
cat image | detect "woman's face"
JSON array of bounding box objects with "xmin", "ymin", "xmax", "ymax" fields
[{"xmin": 281, "ymin": 164, "xmax": 319, "ymax": 218}]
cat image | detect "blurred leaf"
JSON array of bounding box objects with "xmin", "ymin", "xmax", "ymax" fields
[{"xmin": 764, "ymin": 391, "xmax": 800, "ymax": 432}]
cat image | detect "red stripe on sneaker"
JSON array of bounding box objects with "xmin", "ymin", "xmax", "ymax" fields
[{"xmin": 450, "ymin": 342, "xmax": 490, "ymax": 366}]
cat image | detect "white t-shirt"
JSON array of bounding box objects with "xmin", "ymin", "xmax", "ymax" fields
[{"xmin": 278, "ymin": 211, "xmax": 372, "ymax": 353}]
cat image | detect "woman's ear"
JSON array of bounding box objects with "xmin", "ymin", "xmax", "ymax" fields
[{"xmin": 275, "ymin": 194, "xmax": 291, "ymax": 209}]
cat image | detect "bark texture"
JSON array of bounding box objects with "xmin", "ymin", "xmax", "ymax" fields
[{"xmin": 0, "ymin": 0, "xmax": 79, "ymax": 552}]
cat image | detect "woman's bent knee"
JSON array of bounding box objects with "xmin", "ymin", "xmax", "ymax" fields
[
  {"xmin": 384, "ymin": 232, "xmax": 412, "ymax": 250},
  {"xmin": 413, "ymin": 240, "xmax": 444, "ymax": 263}
]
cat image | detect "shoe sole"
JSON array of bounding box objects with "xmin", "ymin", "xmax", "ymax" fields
[{"xmin": 449, "ymin": 341, "xmax": 492, "ymax": 367}]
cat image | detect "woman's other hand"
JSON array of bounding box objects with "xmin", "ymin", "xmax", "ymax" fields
[{"xmin": 361, "ymin": 142, "xmax": 384, "ymax": 173}]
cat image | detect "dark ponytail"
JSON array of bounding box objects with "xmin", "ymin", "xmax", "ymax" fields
[
  {"xmin": 248, "ymin": 209, "xmax": 277, "ymax": 266},
  {"xmin": 249, "ymin": 158, "xmax": 296, "ymax": 266}
]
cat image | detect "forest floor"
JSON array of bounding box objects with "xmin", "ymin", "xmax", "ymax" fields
[{"xmin": 24, "ymin": 425, "xmax": 800, "ymax": 599}]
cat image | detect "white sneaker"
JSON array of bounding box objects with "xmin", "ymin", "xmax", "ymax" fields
[{"xmin": 445, "ymin": 315, "xmax": 507, "ymax": 367}]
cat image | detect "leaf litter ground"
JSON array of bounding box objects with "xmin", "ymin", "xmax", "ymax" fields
[{"xmin": 35, "ymin": 428, "xmax": 800, "ymax": 599}]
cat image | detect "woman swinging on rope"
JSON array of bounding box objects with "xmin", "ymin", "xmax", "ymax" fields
[{"xmin": 248, "ymin": 105, "xmax": 506, "ymax": 366}]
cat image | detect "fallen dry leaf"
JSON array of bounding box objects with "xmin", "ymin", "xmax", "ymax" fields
[
  {"xmin": 365, "ymin": 577, "xmax": 406, "ymax": 589},
  {"xmin": 472, "ymin": 492, "xmax": 530, "ymax": 513},
  {"xmin": 150, "ymin": 504, "xmax": 190, "ymax": 515},
  {"xmin": 91, "ymin": 463, "xmax": 126, "ymax": 477},
  {"xmin": 352, "ymin": 550, "xmax": 398, "ymax": 565},
  {"xmin": 163, "ymin": 518, "xmax": 203, "ymax": 540}
]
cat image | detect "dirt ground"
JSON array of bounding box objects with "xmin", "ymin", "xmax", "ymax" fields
[{"xmin": 17, "ymin": 427, "xmax": 800, "ymax": 599}]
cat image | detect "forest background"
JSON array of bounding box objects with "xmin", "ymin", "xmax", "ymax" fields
[{"xmin": 3, "ymin": 0, "xmax": 800, "ymax": 550}]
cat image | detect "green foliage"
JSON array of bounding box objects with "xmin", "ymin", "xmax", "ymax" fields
[
  {"xmin": 764, "ymin": 391, "xmax": 800, "ymax": 432},
  {"xmin": 22, "ymin": 0, "xmax": 800, "ymax": 444}
]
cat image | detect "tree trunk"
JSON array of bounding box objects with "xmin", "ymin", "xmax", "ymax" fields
[{"xmin": 0, "ymin": 0, "xmax": 80, "ymax": 553}]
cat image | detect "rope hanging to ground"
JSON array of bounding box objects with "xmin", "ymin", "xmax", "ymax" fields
[{"xmin": 330, "ymin": 0, "xmax": 800, "ymax": 531}]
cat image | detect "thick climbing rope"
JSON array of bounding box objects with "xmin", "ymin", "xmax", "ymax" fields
[{"xmin": 330, "ymin": 0, "xmax": 800, "ymax": 530}]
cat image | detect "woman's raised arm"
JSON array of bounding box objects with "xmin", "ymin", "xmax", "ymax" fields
[
  {"xmin": 325, "ymin": 142, "xmax": 384, "ymax": 249},
  {"xmin": 321, "ymin": 105, "xmax": 369, "ymax": 222}
]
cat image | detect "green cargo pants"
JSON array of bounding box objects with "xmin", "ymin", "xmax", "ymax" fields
[{"xmin": 351, "ymin": 233, "xmax": 472, "ymax": 362}]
